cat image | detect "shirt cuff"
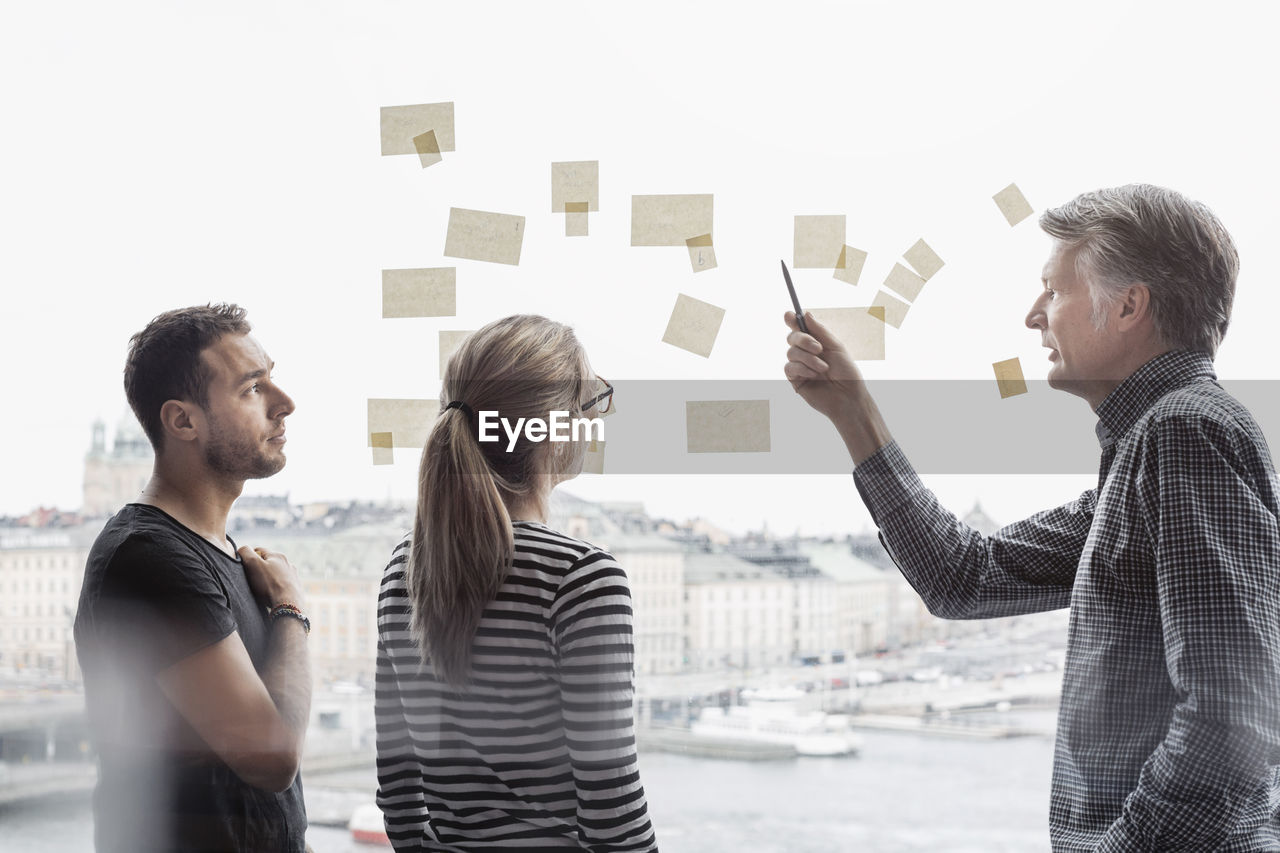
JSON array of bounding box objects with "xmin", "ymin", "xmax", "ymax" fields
[{"xmin": 851, "ymin": 440, "xmax": 926, "ymax": 526}]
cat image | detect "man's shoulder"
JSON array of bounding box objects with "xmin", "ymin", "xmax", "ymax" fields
[
  {"xmin": 87, "ymin": 505, "xmax": 205, "ymax": 577},
  {"xmin": 1140, "ymin": 381, "xmax": 1264, "ymax": 442}
]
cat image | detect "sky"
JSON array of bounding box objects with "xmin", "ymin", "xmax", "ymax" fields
[{"xmin": 3, "ymin": 1, "xmax": 1278, "ymax": 536}]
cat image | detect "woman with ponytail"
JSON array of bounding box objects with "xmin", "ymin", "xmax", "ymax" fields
[{"xmin": 373, "ymin": 315, "xmax": 658, "ymax": 852}]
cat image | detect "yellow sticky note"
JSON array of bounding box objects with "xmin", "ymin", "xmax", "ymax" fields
[
  {"xmin": 565, "ymin": 201, "xmax": 589, "ymax": 237},
  {"xmin": 368, "ymin": 400, "xmax": 436, "ymax": 449},
  {"xmin": 993, "ymin": 358, "xmax": 1028, "ymax": 398},
  {"xmin": 381, "ymin": 268, "xmax": 456, "ymax": 318},
  {"xmin": 794, "ymin": 215, "xmax": 846, "ymax": 269},
  {"xmin": 444, "ymin": 208, "xmax": 525, "ymax": 266},
  {"xmin": 686, "ymin": 400, "xmax": 771, "ymax": 453},
  {"xmin": 807, "ymin": 307, "xmax": 886, "ymax": 361},
  {"xmin": 662, "ymin": 294, "xmax": 725, "ymax": 358},
  {"xmin": 582, "ymin": 439, "xmax": 605, "ymax": 475},
  {"xmin": 869, "ymin": 291, "xmax": 910, "ymax": 329},
  {"xmin": 371, "ymin": 432, "xmax": 394, "ymax": 465},
  {"xmin": 833, "ymin": 245, "xmax": 868, "ymax": 286},
  {"xmin": 686, "ymin": 233, "xmax": 717, "ymax": 273},
  {"xmin": 631, "ymin": 194, "xmax": 714, "ymax": 246},
  {"xmin": 413, "ymin": 130, "xmax": 442, "ymax": 168},
  {"xmin": 903, "ymin": 239, "xmax": 944, "ymax": 281},
  {"xmin": 380, "ymin": 102, "xmax": 456, "ymax": 156},
  {"xmin": 551, "ymin": 161, "xmax": 599, "ymax": 212},
  {"xmin": 993, "ymin": 183, "xmax": 1034, "ymax": 226},
  {"xmin": 883, "ymin": 263, "xmax": 927, "ymax": 303},
  {"xmin": 438, "ymin": 329, "xmax": 476, "ymax": 380}
]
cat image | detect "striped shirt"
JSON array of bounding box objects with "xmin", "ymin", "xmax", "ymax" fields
[
  {"xmin": 853, "ymin": 351, "xmax": 1280, "ymax": 851},
  {"xmin": 374, "ymin": 520, "xmax": 658, "ymax": 852}
]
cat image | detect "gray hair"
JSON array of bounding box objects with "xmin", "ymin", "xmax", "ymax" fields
[{"xmin": 1039, "ymin": 184, "xmax": 1238, "ymax": 356}]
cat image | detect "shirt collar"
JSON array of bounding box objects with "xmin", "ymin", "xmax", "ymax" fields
[{"xmin": 1093, "ymin": 350, "xmax": 1216, "ymax": 448}]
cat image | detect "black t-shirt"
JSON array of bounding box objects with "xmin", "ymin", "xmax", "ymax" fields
[{"xmin": 74, "ymin": 504, "xmax": 307, "ymax": 852}]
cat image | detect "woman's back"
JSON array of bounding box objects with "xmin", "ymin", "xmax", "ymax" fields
[{"xmin": 375, "ymin": 520, "xmax": 657, "ymax": 852}]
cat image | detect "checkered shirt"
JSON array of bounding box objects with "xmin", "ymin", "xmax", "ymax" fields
[{"xmin": 853, "ymin": 350, "xmax": 1280, "ymax": 851}]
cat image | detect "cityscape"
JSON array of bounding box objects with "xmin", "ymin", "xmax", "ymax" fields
[{"xmin": 0, "ymin": 415, "xmax": 1069, "ymax": 852}]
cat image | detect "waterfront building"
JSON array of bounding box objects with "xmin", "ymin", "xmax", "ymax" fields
[{"xmin": 683, "ymin": 552, "xmax": 795, "ymax": 672}]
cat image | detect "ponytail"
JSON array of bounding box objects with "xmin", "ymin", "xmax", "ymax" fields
[{"xmin": 404, "ymin": 315, "xmax": 592, "ymax": 688}]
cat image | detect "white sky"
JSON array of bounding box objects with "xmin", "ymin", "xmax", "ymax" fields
[{"xmin": 2, "ymin": 1, "xmax": 1277, "ymax": 536}]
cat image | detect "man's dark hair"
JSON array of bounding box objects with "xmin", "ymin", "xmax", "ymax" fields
[{"xmin": 124, "ymin": 304, "xmax": 252, "ymax": 451}]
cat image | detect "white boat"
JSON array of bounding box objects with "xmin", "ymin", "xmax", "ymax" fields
[
  {"xmin": 348, "ymin": 803, "xmax": 392, "ymax": 847},
  {"xmin": 690, "ymin": 687, "xmax": 861, "ymax": 757}
]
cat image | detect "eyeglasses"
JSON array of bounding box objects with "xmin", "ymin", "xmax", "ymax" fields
[{"xmin": 580, "ymin": 376, "xmax": 614, "ymax": 414}]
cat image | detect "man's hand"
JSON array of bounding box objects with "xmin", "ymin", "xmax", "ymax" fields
[
  {"xmin": 238, "ymin": 546, "xmax": 305, "ymax": 609},
  {"xmin": 783, "ymin": 310, "xmax": 894, "ymax": 465}
]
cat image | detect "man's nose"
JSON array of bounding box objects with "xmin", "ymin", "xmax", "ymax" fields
[{"xmin": 1025, "ymin": 295, "xmax": 1046, "ymax": 331}]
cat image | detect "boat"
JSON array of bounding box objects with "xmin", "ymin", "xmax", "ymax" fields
[
  {"xmin": 690, "ymin": 687, "xmax": 861, "ymax": 757},
  {"xmin": 348, "ymin": 803, "xmax": 392, "ymax": 846}
]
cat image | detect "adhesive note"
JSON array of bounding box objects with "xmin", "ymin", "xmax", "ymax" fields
[
  {"xmin": 993, "ymin": 183, "xmax": 1034, "ymax": 226},
  {"xmin": 382, "ymin": 268, "xmax": 456, "ymax": 318},
  {"xmin": 380, "ymin": 102, "xmax": 456, "ymax": 156},
  {"xmin": 903, "ymin": 239, "xmax": 944, "ymax": 281},
  {"xmin": 565, "ymin": 201, "xmax": 589, "ymax": 237},
  {"xmin": 371, "ymin": 432, "xmax": 394, "ymax": 465},
  {"xmin": 551, "ymin": 161, "xmax": 599, "ymax": 212},
  {"xmin": 992, "ymin": 358, "xmax": 1028, "ymax": 398},
  {"xmin": 807, "ymin": 307, "xmax": 887, "ymax": 361},
  {"xmin": 883, "ymin": 263, "xmax": 927, "ymax": 303},
  {"xmin": 686, "ymin": 233, "xmax": 717, "ymax": 272},
  {"xmin": 794, "ymin": 215, "xmax": 846, "ymax": 269},
  {"xmin": 582, "ymin": 439, "xmax": 605, "ymax": 475},
  {"xmin": 444, "ymin": 208, "xmax": 525, "ymax": 265},
  {"xmin": 662, "ymin": 294, "xmax": 725, "ymax": 358},
  {"xmin": 438, "ymin": 329, "xmax": 476, "ymax": 380},
  {"xmin": 631, "ymin": 194, "xmax": 714, "ymax": 246},
  {"xmin": 870, "ymin": 291, "xmax": 910, "ymax": 329},
  {"xmin": 413, "ymin": 130, "xmax": 442, "ymax": 168},
  {"xmin": 833, "ymin": 245, "xmax": 868, "ymax": 286},
  {"xmin": 368, "ymin": 400, "xmax": 436, "ymax": 449},
  {"xmin": 686, "ymin": 400, "xmax": 771, "ymax": 453}
]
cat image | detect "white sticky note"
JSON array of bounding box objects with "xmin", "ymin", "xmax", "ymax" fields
[
  {"xmin": 582, "ymin": 439, "xmax": 605, "ymax": 475},
  {"xmin": 883, "ymin": 263, "xmax": 927, "ymax": 303},
  {"xmin": 551, "ymin": 161, "xmax": 600, "ymax": 212},
  {"xmin": 413, "ymin": 130, "xmax": 442, "ymax": 168},
  {"xmin": 993, "ymin": 358, "xmax": 1028, "ymax": 398},
  {"xmin": 631, "ymin": 194, "xmax": 714, "ymax": 246},
  {"xmin": 565, "ymin": 201, "xmax": 589, "ymax": 237},
  {"xmin": 686, "ymin": 234, "xmax": 717, "ymax": 273},
  {"xmin": 371, "ymin": 432, "xmax": 394, "ymax": 465},
  {"xmin": 368, "ymin": 400, "xmax": 436, "ymax": 449},
  {"xmin": 381, "ymin": 268, "xmax": 456, "ymax": 318},
  {"xmin": 794, "ymin": 215, "xmax": 846, "ymax": 269},
  {"xmin": 438, "ymin": 329, "xmax": 476, "ymax": 380},
  {"xmin": 903, "ymin": 239, "xmax": 944, "ymax": 281},
  {"xmin": 380, "ymin": 102, "xmax": 456, "ymax": 156},
  {"xmin": 662, "ymin": 294, "xmax": 725, "ymax": 358},
  {"xmin": 993, "ymin": 183, "xmax": 1034, "ymax": 226},
  {"xmin": 444, "ymin": 208, "xmax": 525, "ymax": 265},
  {"xmin": 686, "ymin": 400, "xmax": 771, "ymax": 453},
  {"xmin": 807, "ymin": 307, "xmax": 887, "ymax": 361},
  {"xmin": 833, "ymin": 245, "xmax": 868, "ymax": 286},
  {"xmin": 870, "ymin": 291, "xmax": 910, "ymax": 329}
]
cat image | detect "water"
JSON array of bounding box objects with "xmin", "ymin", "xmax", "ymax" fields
[{"xmin": 0, "ymin": 729, "xmax": 1054, "ymax": 852}]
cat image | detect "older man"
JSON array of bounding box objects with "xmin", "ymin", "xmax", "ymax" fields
[{"xmin": 785, "ymin": 184, "xmax": 1280, "ymax": 851}]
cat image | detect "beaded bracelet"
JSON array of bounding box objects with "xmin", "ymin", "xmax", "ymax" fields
[{"xmin": 268, "ymin": 603, "xmax": 311, "ymax": 634}]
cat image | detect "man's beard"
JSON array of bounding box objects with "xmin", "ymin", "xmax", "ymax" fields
[{"xmin": 204, "ymin": 419, "xmax": 285, "ymax": 480}]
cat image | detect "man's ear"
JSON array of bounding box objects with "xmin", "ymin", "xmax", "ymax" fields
[
  {"xmin": 159, "ymin": 400, "xmax": 201, "ymax": 445},
  {"xmin": 1116, "ymin": 283, "xmax": 1153, "ymax": 328}
]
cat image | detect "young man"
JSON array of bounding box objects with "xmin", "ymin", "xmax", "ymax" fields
[
  {"xmin": 74, "ymin": 303, "xmax": 312, "ymax": 852},
  {"xmin": 785, "ymin": 184, "xmax": 1280, "ymax": 851}
]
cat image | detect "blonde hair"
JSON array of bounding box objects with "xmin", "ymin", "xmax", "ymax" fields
[{"xmin": 407, "ymin": 315, "xmax": 593, "ymax": 687}]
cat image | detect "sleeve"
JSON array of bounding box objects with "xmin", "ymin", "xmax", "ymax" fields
[
  {"xmin": 98, "ymin": 531, "xmax": 238, "ymax": 672},
  {"xmin": 552, "ymin": 550, "xmax": 659, "ymax": 852},
  {"xmin": 373, "ymin": 544, "xmax": 431, "ymax": 853},
  {"xmin": 853, "ymin": 441, "xmax": 1090, "ymax": 619},
  {"xmin": 1097, "ymin": 414, "xmax": 1280, "ymax": 851}
]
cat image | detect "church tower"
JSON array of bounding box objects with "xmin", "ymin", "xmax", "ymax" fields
[{"xmin": 81, "ymin": 412, "xmax": 153, "ymax": 517}]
